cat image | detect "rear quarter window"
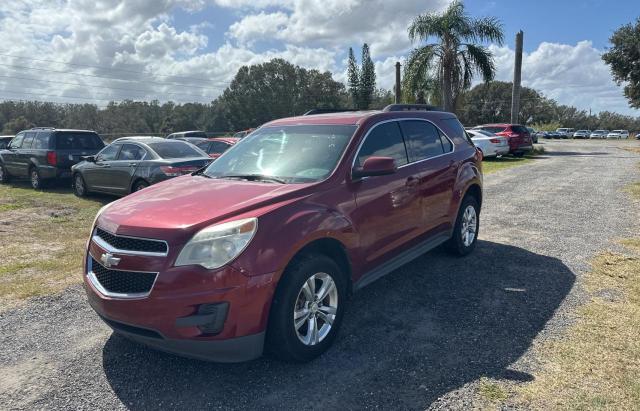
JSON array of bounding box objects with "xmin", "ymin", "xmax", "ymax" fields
[
  {"xmin": 55, "ymin": 132, "xmax": 104, "ymax": 150},
  {"xmin": 147, "ymin": 141, "xmax": 205, "ymax": 159}
]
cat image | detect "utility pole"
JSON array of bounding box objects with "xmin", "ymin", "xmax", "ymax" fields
[
  {"xmin": 511, "ymin": 30, "xmax": 523, "ymax": 124},
  {"xmin": 395, "ymin": 62, "xmax": 401, "ymax": 103}
]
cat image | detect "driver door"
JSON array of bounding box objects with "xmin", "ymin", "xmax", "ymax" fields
[{"xmin": 83, "ymin": 144, "xmax": 121, "ymax": 191}]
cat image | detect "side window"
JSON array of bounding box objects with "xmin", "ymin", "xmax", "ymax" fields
[
  {"xmin": 9, "ymin": 133, "xmax": 24, "ymax": 149},
  {"xmin": 399, "ymin": 120, "xmax": 444, "ymax": 162},
  {"xmin": 22, "ymin": 132, "xmax": 36, "ymax": 149},
  {"xmin": 356, "ymin": 122, "xmax": 408, "ymax": 167},
  {"xmin": 210, "ymin": 141, "xmax": 230, "ymax": 154},
  {"xmin": 33, "ymin": 132, "xmax": 51, "ymax": 149},
  {"xmin": 117, "ymin": 144, "xmax": 146, "ymax": 161},
  {"xmin": 97, "ymin": 144, "xmax": 120, "ymax": 161},
  {"xmin": 440, "ymin": 131, "xmax": 454, "ymax": 152}
]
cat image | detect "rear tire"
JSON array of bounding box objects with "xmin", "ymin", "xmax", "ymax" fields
[
  {"xmin": 132, "ymin": 180, "xmax": 149, "ymax": 193},
  {"xmin": 514, "ymin": 151, "xmax": 524, "ymax": 158},
  {"xmin": 266, "ymin": 254, "xmax": 347, "ymax": 362},
  {"xmin": 445, "ymin": 195, "xmax": 480, "ymax": 256},
  {"xmin": 29, "ymin": 167, "xmax": 46, "ymax": 190},
  {"xmin": 0, "ymin": 164, "xmax": 10, "ymax": 184}
]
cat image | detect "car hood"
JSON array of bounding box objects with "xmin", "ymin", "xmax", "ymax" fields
[{"xmin": 97, "ymin": 175, "xmax": 311, "ymax": 236}]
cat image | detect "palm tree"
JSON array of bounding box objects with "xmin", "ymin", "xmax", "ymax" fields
[{"xmin": 405, "ymin": 1, "xmax": 504, "ymax": 113}]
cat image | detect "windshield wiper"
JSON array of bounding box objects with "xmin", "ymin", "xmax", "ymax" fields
[{"xmin": 222, "ymin": 174, "xmax": 287, "ymax": 184}]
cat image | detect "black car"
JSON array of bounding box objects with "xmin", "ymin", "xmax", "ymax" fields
[
  {"xmin": 71, "ymin": 137, "xmax": 212, "ymax": 197},
  {"xmin": 0, "ymin": 128, "xmax": 104, "ymax": 189},
  {"xmin": 0, "ymin": 135, "xmax": 14, "ymax": 149}
]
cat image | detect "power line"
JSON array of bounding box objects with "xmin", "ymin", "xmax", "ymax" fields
[
  {"xmin": 0, "ymin": 51, "xmax": 225, "ymax": 84},
  {"xmin": 0, "ymin": 74, "xmax": 213, "ymax": 99},
  {"xmin": 0, "ymin": 63, "xmax": 227, "ymax": 90}
]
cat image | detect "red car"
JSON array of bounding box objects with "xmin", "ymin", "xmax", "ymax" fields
[
  {"xmin": 195, "ymin": 137, "xmax": 239, "ymax": 159},
  {"xmin": 83, "ymin": 105, "xmax": 483, "ymax": 362},
  {"xmin": 473, "ymin": 124, "xmax": 533, "ymax": 157}
]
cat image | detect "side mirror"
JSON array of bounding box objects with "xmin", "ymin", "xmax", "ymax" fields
[
  {"xmin": 82, "ymin": 155, "xmax": 96, "ymax": 162},
  {"xmin": 352, "ymin": 156, "xmax": 397, "ymax": 179}
]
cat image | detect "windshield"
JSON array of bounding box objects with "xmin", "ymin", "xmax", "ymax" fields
[
  {"xmin": 203, "ymin": 124, "xmax": 356, "ymax": 183},
  {"xmin": 147, "ymin": 141, "xmax": 206, "ymax": 159}
]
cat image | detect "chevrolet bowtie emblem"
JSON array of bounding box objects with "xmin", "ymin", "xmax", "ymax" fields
[{"xmin": 100, "ymin": 252, "xmax": 121, "ymax": 268}]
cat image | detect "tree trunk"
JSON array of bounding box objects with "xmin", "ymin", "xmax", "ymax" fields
[{"xmin": 442, "ymin": 73, "xmax": 453, "ymax": 113}]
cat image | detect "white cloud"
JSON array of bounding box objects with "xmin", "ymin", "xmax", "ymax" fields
[{"xmin": 489, "ymin": 41, "xmax": 635, "ymax": 115}]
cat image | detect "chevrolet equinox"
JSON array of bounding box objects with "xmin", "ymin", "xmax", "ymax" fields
[{"xmin": 84, "ymin": 105, "xmax": 483, "ymax": 362}]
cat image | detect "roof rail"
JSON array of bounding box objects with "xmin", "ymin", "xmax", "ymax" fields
[
  {"xmin": 382, "ymin": 104, "xmax": 439, "ymax": 112},
  {"xmin": 303, "ymin": 108, "xmax": 358, "ymax": 116},
  {"xmin": 30, "ymin": 127, "xmax": 56, "ymax": 130}
]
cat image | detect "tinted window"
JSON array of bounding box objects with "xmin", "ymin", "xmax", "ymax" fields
[
  {"xmin": 147, "ymin": 141, "xmax": 205, "ymax": 159},
  {"xmin": 399, "ymin": 120, "xmax": 444, "ymax": 161},
  {"xmin": 210, "ymin": 141, "xmax": 230, "ymax": 154},
  {"xmin": 512, "ymin": 126, "xmax": 529, "ymax": 134},
  {"xmin": 440, "ymin": 131, "xmax": 453, "ymax": 152},
  {"xmin": 185, "ymin": 131, "xmax": 207, "ymax": 138},
  {"xmin": 55, "ymin": 132, "xmax": 103, "ymax": 149},
  {"xmin": 118, "ymin": 144, "xmax": 146, "ymax": 161},
  {"xmin": 22, "ymin": 132, "xmax": 36, "ymax": 149},
  {"xmin": 9, "ymin": 133, "xmax": 24, "ymax": 149},
  {"xmin": 97, "ymin": 144, "xmax": 120, "ymax": 161},
  {"xmin": 356, "ymin": 122, "xmax": 408, "ymax": 167},
  {"xmin": 195, "ymin": 141, "xmax": 210, "ymax": 151},
  {"xmin": 0, "ymin": 138, "xmax": 11, "ymax": 149},
  {"xmin": 33, "ymin": 132, "xmax": 51, "ymax": 149}
]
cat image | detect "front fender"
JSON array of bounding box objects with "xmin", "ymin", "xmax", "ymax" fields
[
  {"xmin": 449, "ymin": 159, "xmax": 482, "ymax": 218},
  {"xmin": 231, "ymin": 205, "xmax": 355, "ymax": 281}
]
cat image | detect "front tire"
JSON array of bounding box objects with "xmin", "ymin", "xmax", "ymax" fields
[
  {"xmin": 266, "ymin": 254, "xmax": 347, "ymax": 362},
  {"xmin": 73, "ymin": 173, "xmax": 88, "ymax": 197},
  {"xmin": 0, "ymin": 164, "xmax": 10, "ymax": 184},
  {"xmin": 445, "ymin": 195, "xmax": 480, "ymax": 256}
]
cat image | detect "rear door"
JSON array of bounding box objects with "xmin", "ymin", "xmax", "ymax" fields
[
  {"xmin": 4, "ymin": 132, "xmax": 25, "ymax": 175},
  {"xmin": 17, "ymin": 131, "xmax": 36, "ymax": 176},
  {"xmin": 399, "ymin": 120, "xmax": 456, "ymax": 233}
]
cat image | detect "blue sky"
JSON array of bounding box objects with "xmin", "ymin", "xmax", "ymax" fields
[{"xmin": 0, "ymin": 0, "xmax": 638, "ymax": 116}]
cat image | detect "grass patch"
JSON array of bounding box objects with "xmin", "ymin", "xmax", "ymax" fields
[
  {"xmin": 482, "ymin": 146, "xmax": 544, "ymax": 175},
  {"xmin": 0, "ymin": 183, "xmax": 108, "ymax": 309},
  {"xmin": 478, "ymin": 378, "xmax": 509, "ymax": 402}
]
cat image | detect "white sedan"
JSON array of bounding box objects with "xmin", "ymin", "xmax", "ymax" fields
[
  {"xmin": 606, "ymin": 130, "xmax": 629, "ymax": 139},
  {"xmin": 466, "ymin": 129, "xmax": 510, "ymax": 158}
]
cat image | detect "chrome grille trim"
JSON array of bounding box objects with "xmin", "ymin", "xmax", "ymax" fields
[
  {"xmin": 92, "ymin": 227, "xmax": 169, "ymax": 257},
  {"xmin": 87, "ymin": 255, "xmax": 158, "ymax": 299}
]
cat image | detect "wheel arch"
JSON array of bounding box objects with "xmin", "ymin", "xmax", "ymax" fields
[{"xmin": 130, "ymin": 177, "xmax": 150, "ymax": 193}]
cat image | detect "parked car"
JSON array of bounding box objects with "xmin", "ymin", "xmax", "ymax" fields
[
  {"xmin": 606, "ymin": 130, "xmax": 629, "ymax": 139},
  {"xmin": 0, "ymin": 127, "xmax": 104, "ymax": 189},
  {"xmin": 0, "ymin": 135, "xmax": 14, "ymax": 149},
  {"xmin": 195, "ymin": 137, "xmax": 239, "ymax": 159},
  {"xmin": 174, "ymin": 136, "xmax": 208, "ymax": 145},
  {"xmin": 572, "ymin": 130, "xmax": 591, "ymax": 139},
  {"xmin": 72, "ymin": 137, "xmax": 212, "ymax": 197},
  {"xmin": 473, "ymin": 124, "xmax": 533, "ymax": 157},
  {"xmin": 166, "ymin": 130, "xmax": 208, "ymax": 140},
  {"xmin": 83, "ymin": 104, "xmax": 482, "ymax": 363},
  {"xmin": 526, "ymin": 127, "xmax": 538, "ymax": 143},
  {"xmin": 556, "ymin": 128, "xmax": 575, "ymax": 139},
  {"xmin": 233, "ymin": 128, "xmax": 256, "ymax": 139},
  {"xmin": 590, "ymin": 130, "xmax": 609, "ymax": 139},
  {"xmin": 466, "ymin": 129, "xmax": 509, "ymax": 158}
]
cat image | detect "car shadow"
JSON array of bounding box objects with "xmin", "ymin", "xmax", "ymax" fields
[
  {"xmin": 2, "ymin": 179, "xmax": 116, "ymax": 206},
  {"xmin": 102, "ymin": 240, "xmax": 574, "ymax": 410}
]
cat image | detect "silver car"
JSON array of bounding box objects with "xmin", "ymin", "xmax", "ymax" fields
[
  {"xmin": 590, "ymin": 130, "xmax": 609, "ymax": 139},
  {"xmin": 573, "ymin": 130, "xmax": 591, "ymax": 139},
  {"xmin": 466, "ymin": 129, "xmax": 510, "ymax": 158},
  {"xmin": 606, "ymin": 130, "xmax": 629, "ymax": 139}
]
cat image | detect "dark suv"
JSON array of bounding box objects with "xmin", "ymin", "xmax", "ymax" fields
[
  {"xmin": 0, "ymin": 128, "xmax": 104, "ymax": 189},
  {"xmin": 84, "ymin": 105, "xmax": 483, "ymax": 362}
]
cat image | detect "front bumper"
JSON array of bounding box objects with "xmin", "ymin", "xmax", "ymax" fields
[{"xmin": 84, "ymin": 236, "xmax": 277, "ymax": 362}]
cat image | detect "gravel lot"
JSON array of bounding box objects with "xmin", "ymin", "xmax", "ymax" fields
[{"xmin": 1, "ymin": 139, "xmax": 639, "ymax": 410}]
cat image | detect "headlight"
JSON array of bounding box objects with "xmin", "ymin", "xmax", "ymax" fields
[{"xmin": 175, "ymin": 218, "xmax": 258, "ymax": 270}]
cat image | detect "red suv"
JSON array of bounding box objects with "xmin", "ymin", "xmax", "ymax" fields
[
  {"xmin": 473, "ymin": 124, "xmax": 533, "ymax": 157},
  {"xmin": 83, "ymin": 105, "xmax": 483, "ymax": 362}
]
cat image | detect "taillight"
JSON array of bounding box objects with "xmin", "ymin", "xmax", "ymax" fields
[
  {"xmin": 160, "ymin": 165, "xmax": 199, "ymax": 176},
  {"xmin": 489, "ymin": 138, "xmax": 501, "ymax": 143},
  {"xmin": 46, "ymin": 151, "xmax": 57, "ymax": 166}
]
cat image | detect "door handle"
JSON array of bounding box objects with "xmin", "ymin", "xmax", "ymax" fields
[
  {"xmin": 128, "ymin": 163, "xmax": 138, "ymax": 167},
  {"xmin": 98, "ymin": 163, "xmax": 110, "ymax": 168}
]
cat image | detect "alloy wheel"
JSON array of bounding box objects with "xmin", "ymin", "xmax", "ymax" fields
[
  {"xmin": 460, "ymin": 205, "xmax": 477, "ymax": 247},
  {"xmin": 31, "ymin": 170, "xmax": 39, "ymax": 189},
  {"xmin": 293, "ymin": 272, "xmax": 338, "ymax": 346},
  {"xmin": 75, "ymin": 175, "xmax": 85, "ymax": 196}
]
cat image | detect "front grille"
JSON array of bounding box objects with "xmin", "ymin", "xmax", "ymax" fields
[
  {"xmin": 95, "ymin": 227, "xmax": 167, "ymax": 254},
  {"xmin": 91, "ymin": 257, "xmax": 157, "ymax": 295}
]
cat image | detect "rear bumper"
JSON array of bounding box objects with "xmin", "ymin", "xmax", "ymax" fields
[{"xmin": 38, "ymin": 165, "xmax": 71, "ymax": 179}]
